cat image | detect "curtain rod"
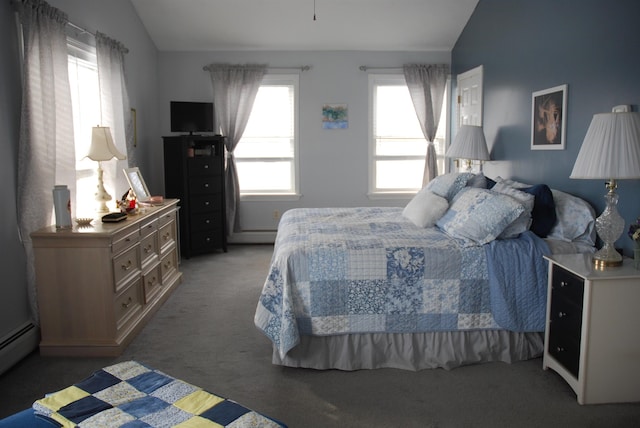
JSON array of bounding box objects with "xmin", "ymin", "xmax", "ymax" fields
[
  {"xmin": 203, "ymin": 65, "xmax": 311, "ymax": 72},
  {"xmin": 359, "ymin": 66, "xmax": 403, "ymax": 72},
  {"xmin": 67, "ymin": 21, "xmax": 95, "ymax": 37}
]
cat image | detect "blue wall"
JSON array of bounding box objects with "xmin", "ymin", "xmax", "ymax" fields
[{"xmin": 452, "ymin": 0, "xmax": 640, "ymax": 255}]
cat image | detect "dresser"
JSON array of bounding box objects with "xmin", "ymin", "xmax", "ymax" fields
[
  {"xmin": 31, "ymin": 199, "xmax": 181, "ymax": 357},
  {"xmin": 163, "ymin": 135, "xmax": 226, "ymax": 258},
  {"xmin": 543, "ymin": 253, "xmax": 640, "ymax": 404}
]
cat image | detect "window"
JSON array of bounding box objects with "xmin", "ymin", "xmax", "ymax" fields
[
  {"xmin": 369, "ymin": 74, "xmax": 448, "ymax": 195},
  {"xmin": 67, "ymin": 36, "xmax": 101, "ymax": 217},
  {"xmin": 234, "ymin": 74, "xmax": 299, "ymax": 198}
]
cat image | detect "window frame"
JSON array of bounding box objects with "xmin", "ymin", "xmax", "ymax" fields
[
  {"xmin": 367, "ymin": 74, "xmax": 450, "ymax": 199},
  {"xmin": 236, "ymin": 73, "xmax": 301, "ymax": 201}
]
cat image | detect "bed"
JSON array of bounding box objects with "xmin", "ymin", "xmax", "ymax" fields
[
  {"xmin": 254, "ymin": 173, "xmax": 596, "ymax": 371},
  {"xmin": 0, "ymin": 361, "xmax": 287, "ymax": 427}
]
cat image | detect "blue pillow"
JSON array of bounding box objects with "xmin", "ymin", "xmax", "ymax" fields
[
  {"xmin": 521, "ymin": 184, "xmax": 557, "ymax": 238},
  {"xmin": 485, "ymin": 176, "xmax": 497, "ymax": 189}
]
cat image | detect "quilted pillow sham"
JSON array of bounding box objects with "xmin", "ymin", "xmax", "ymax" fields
[
  {"xmin": 426, "ymin": 172, "xmax": 475, "ymax": 201},
  {"xmin": 403, "ymin": 188, "xmax": 449, "ymax": 228},
  {"xmin": 491, "ymin": 182, "xmax": 535, "ymax": 239},
  {"xmin": 436, "ymin": 187, "xmax": 526, "ymax": 246}
]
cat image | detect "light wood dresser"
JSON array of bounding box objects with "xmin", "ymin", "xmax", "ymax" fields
[{"xmin": 31, "ymin": 199, "xmax": 182, "ymax": 357}]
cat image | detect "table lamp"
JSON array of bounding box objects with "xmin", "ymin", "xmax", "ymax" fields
[
  {"xmin": 86, "ymin": 126, "xmax": 126, "ymax": 212},
  {"xmin": 570, "ymin": 111, "xmax": 640, "ymax": 268},
  {"xmin": 446, "ymin": 125, "xmax": 490, "ymax": 171}
]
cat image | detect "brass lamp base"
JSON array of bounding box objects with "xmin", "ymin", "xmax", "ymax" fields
[{"xmin": 593, "ymin": 256, "xmax": 623, "ymax": 270}]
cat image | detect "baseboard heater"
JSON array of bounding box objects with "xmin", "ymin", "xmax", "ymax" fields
[{"xmin": 0, "ymin": 321, "xmax": 39, "ymax": 375}]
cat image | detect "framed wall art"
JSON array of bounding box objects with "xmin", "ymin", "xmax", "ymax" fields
[
  {"xmin": 322, "ymin": 104, "xmax": 348, "ymax": 129},
  {"xmin": 531, "ymin": 84, "xmax": 567, "ymax": 150}
]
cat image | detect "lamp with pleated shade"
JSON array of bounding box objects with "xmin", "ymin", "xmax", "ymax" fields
[
  {"xmin": 86, "ymin": 126, "xmax": 126, "ymax": 212},
  {"xmin": 570, "ymin": 111, "xmax": 640, "ymax": 268},
  {"xmin": 446, "ymin": 125, "xmax": 490, "ymax": 171}
]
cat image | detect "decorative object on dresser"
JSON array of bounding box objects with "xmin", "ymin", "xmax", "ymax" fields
[
  {"xmin": 445, "ymin": 125, "xmax": 490, "ymax": 172},
  {"xmin": 163, "ymin": 135, "xmax": 226, "ymax": 258},
  {"xmin": 86, "ymin": 126, "xmax": 127, "ymax": 212},
  {"xmin": 543, "ymin": 254, "xmax": 640, "ymax": 404},
  {"xmin": 30, "ymin": 199, "xmax": 181, "ymax": 356},
  {"xmin": 570, "ymin": 110, "xmax": 640, "ymax": 268}
]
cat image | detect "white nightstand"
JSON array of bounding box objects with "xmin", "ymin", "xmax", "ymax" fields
[{"xmin": 543, "ymin": 253, "xmax": 640, "ymax": 404}]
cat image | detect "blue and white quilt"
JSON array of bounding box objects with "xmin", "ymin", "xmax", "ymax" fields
[{"xmin": 254, "ymin": 207, "xmax": 551, "ymax": 358}]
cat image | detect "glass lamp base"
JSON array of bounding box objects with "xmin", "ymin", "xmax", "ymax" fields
[
  {"xmin": 592, "ymin": 245, "xmax": 623, "ymax": 269},
  {"xmin": 593, "ymin": 183, "xmax": 624, "ymax": 269}
]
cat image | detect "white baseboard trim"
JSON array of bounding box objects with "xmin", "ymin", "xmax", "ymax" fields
[
  {"xmin": 228, "ymin": 230, "xmax": 276, "ymax": 244},
  {"xmin": 0, "ymin": 322, "xmax": 40, "ymax": 375}
]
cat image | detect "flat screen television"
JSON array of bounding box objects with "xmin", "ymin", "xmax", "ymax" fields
[{"xmin": 170, "ymin": 101, "xmax": 214, "ymax": 134}]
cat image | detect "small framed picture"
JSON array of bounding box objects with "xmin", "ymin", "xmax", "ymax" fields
[
  {"xmin": 123, "ymin": 167, "xmax": 151, "ymax": 201},
  {"xmin": 531, "ymin": 84, "xmax": 567, "ymax": 150},
  {"xmin": 322, "ymin": 104, "xmax": 348, "ymax": 129}
]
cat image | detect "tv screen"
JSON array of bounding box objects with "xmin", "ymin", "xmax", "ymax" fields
[{"xmin": 170, "ymin": 101, "xmax": 214, "ymax": 134}]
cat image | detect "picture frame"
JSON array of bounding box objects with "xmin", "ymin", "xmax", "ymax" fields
[
  {"xmin": 123, "ymin": 167, "xmax": 151, "ymax": 201},
  {"xmin": 531, "ymin": 84, "xmax": 567, "ymax": 150},
  {"xmin": 322, "ymin": 103, "xmax": 348, "ymax": 129}
]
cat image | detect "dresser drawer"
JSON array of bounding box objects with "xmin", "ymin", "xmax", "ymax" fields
[
  {"xmin": 188, "ymin": 156, "xmax": 222, "ymax": 176},
  {"xmin": 161, "ymin": 250, "xmax": 178, "ymax": 283},
  {"xmin": 159, "ymin": 222, "xmax": 176, "ymax": 252},
  {"xmin": 158, "ymin": 209, "xmax": 176, "ymax": 228},
  {"xmin": 190, "ymin": 230, "xmax": 225, "ymax": 253},
  {"xmin": 112, "ymin": 228, "xmax": 140, "ymax": 255},
  {"xmin": 548, "ymin": 332, "xmax": 581, "ymax": 378},
  {"xmin": 140, "ymin": 233, "xmax": 159, "ymax": 269},
  {"xmin": 115, "ymin": 278, "xmax": 142, "ymax": 334},
  {"xmin": 142, "ymin": 263, "xmax": 162, "ymax": 303},
  {"xmin": 113, "ymin": 244, "xmax": 141, "ymax": 292},
  {"xmin": 140, "ymin": 218, "xmax": 158, "ymax": 238},
  {"xmin": 191, "ymin": 211, "xmax": 223, "ymax": 232},
  {"xmin": 189, "ymin": 176, "xmax": 222, "ymax": 195},
  {"xmin": 189, "ymin": 194, "xmax": 222, "ymax": 213}
]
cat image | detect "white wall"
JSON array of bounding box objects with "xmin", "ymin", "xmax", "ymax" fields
[{"xmin": 159, "ymin": 50, "xmax": 450, "ymax": 233}]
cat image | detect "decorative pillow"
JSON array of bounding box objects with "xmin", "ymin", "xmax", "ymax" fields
[
  {"xmin": 402, "ymin": 188, "xmax": 449, "ymax": 228},
  {"xmin": 495, "ymin": 176, "xmax": 532, "ymax": 189},
  {"xmin": 426, "ymin": 172, "xmax": 475, "ymax": 201},
  {"xmin": 466, "ymin": 173, "xmax": 487, "ymax": 189},
  {"xmin": 436, "ymin": 187, "xmax": 526, "ymax": 246},
  {"xmin": 491, "ymin": 183, "xmax": 535, "ymax": 239},
  {"xmin": 485, "ymin": 176, "xmax": 497, "ymax": 189},
  {"xmin": 521, "ymin": 184, "xmax": 557, "ymax": 238},
  {"xmin": 547, "ymin": 189, "xmax": 596, "ymax": 246}
]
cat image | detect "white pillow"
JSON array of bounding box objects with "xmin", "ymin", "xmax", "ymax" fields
[
  {"xmin": 403, "ymin": 188, "xmax": 449, "ymax": 228},
  {"xmin": 436, "ymin": 187, "xmax": 526, "ymax": 246},
  {"xmin": 491, "ymin": 183, "xmax": 535, "ymax": 238},
  {"xmin": 547, "ymin": 189, "xmax": 596, "ymax": 246}
]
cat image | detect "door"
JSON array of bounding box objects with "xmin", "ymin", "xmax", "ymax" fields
[{"xmin": 457, "ymin": 65, "xmax": 483, "ymax": 126}]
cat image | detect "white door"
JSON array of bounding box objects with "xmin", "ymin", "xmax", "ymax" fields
[{"xmin": 457, "ymin": 65, "xmax": 483, "ymax": 126}]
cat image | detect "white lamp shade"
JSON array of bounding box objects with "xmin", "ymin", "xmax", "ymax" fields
[
  {"xmin": 570, "ymin": 112, "xmax": 640, "ymax": 179},
  {"xmin": 86, "ymin": 126, "xmax": 126, "ymax": 161},
  {"xmin": 446, "ymin": 125, "xmax": 490, "ymax": 161}
]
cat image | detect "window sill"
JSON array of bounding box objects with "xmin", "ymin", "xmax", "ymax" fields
[
  {"xmin": 240, "ymin": 193, "xmax": 302, "ymax": 202},
  {"xmin": 367, "ymin": 192, "xmax": 416, "ymax": 200}
]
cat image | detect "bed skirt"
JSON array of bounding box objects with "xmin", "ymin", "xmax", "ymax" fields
[{"xmin": 272, "ymin": 331, "xmax": 544, "ymax": 371}]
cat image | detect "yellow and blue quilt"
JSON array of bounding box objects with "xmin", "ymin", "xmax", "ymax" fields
[{"xmin": 32, "ymin": 361, "xmax": 286, "ymax": 428}]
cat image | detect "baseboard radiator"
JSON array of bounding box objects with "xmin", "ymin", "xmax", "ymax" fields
[{"xmin": 0, "ymin": 321, "xmax": 39, "ymax": 375}]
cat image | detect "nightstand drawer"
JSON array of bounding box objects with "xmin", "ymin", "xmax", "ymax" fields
[
  {"xmin": 551, "ymin": 265, "xmax": 584, "ymax": 304},
  {"xmin": 548, "ymin": 333, "xmax": 581, "ymax": 378}
]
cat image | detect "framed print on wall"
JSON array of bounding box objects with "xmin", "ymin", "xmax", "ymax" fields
[
  {"xmin": 531, "ymin": 84, "xmax": 567, "ymax": 150},
  {"xmin": 322, "ymin": 104, "xmax": 348, "ymax": 129}
]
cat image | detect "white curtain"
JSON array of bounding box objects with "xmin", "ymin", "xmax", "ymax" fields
[
  {"xmin": 15, "ymin": 0, "xmax": 75, "ymax": 323},
  {"xmin": 204, "ymin": 64, "xmax": 266, "ymax": 235},
  {"xmin": 96, "ymin": 31, "xmax": 132, "ymax": 197},
  {"xmin": 403, "ymin": 64, "xmax": 449, "ymax": 186}
]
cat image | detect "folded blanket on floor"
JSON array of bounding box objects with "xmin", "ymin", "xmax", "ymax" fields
[{"xmin": 32, "ymin": 361, "xmax": 286, "ymax": 428}]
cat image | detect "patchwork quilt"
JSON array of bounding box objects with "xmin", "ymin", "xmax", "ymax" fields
[
  {"xmin": 254, "ymin": 207, "xmax": 550, "ymax": 358},
  {"xmin": 32, "ymin": 361, "xmax": 286, "ymax": 428}
]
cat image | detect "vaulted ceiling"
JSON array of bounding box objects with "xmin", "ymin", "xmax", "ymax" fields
[{"xmin": 130, "ymin": 0, "xmax": 479, "ymax": 52}]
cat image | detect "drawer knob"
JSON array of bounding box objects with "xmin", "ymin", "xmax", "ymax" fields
[
  {"xmin": 204, "ymin": 201, "xmax": 210, "ymax": 206},
  {"xmin": 560, "ymin": 281, "xmax": 568, "ymax": 287},
  {"xmin": 147, "ymin": 276, "xmax": 157, "ymax": 286},
  {"xmin": 121, "ymin": 260, "xmax": 133, "ymax": 271},
  {"xmin": 205, "ymin": 219, "xmax": 210, "ymax": 224},
  {"xmin": 556, "ymin": 346, "xmax": 565, "ymax": 353},
  {"xmin": 204, "ymin": 183, "xmax": 209, "ymax": 188},
  {"xmin": 204, "ymin": 164, "xmax": 209, "ymax": 169},
  {"xmin": 144, "ymin": 244, "xmax": 153, "ymax": 253},
  {"xmin": 121, "ymin": 296, "xmax": 133, "ymax": 309},
  {"xmin": 558, "ymin": 311, "xmax": 567, "ymax": 318}
]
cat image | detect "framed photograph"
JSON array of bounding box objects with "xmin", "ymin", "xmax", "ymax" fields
[
  {"xmin": 531, "ymin": 84, "xmax": 567, "ymax": 150},
  {"xmin": 322, "ymin": 104, "xmax": 348, "ymax": 129},
  {"xmin": 123, "ymin": 167, "xmax": 151, "ymax": 201}
]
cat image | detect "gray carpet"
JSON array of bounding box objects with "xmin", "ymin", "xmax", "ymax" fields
[{"xmin": 1, "ymin": 244, "xmax": 639, "ymax": 427}]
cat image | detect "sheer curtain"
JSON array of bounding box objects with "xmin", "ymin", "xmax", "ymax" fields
[
  {"xmin": 96, "ymin": 31, "xmax": 133, "ymax": 196},
  {"xmin": 403, "ymin": 64, "xmax": 449, "ymax": 186},
  {"xmin": 15, "ymin": 0, "xmax": 75, "ymax": 322},
  {"xmin": 204, "ymin": 64, "xmax": 266, "ymax": 235}
]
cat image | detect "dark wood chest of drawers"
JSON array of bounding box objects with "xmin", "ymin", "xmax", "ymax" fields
[{"xmin": 163, "ymin": 135, "xmax": 227, "ymax": 258}]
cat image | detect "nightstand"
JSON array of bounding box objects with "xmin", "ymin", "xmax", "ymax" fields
[{"xmin": 543, "ymin": 253, "xmax": 640, "ymax": 404}]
